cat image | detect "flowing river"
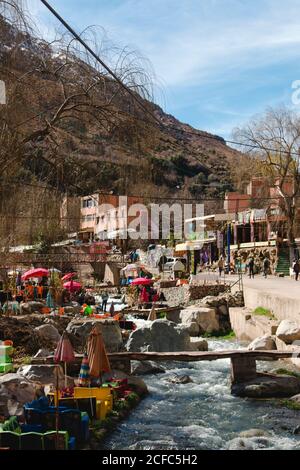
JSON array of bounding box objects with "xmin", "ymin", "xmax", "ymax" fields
[{"xmin": 103, "ymin": 338, "xmax": 300, "ymax": 450}]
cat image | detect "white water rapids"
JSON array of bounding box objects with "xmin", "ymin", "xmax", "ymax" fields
[{"xmin": 103, "ymin": 336, "xmax": 300, "ymax": 450}]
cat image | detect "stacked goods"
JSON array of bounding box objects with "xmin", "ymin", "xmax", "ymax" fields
[{"xmin": 0, "ymin": 341, "xmax": 14, "ymax": 373}]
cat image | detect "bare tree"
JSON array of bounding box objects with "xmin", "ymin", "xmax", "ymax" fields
[{"xmin": 234, "ymin": 106, "xmax": 300, "ymax": 260}]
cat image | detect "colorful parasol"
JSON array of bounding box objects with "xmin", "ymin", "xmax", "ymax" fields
[
  {"xmin": 130, "ymin": 277, "xmax": 154, "ymax": 286},
  {"xmin": 54, "ymin": 331, "xmax": 75, "ymax": 387},
  {"xmin": 78, "ymin": 354, "xmax": 91, "ymax": 386},
  {"xmin": 62, "ymin": 272, "xmax": 77, "ymax": 282},
  {"xmin": 22, "ymin": 268, "xmax": 49, "ymax": 281}
]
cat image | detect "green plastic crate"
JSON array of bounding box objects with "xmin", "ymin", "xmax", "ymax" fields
[{"xmin": 0, "ymin": 363, "xmax": 13, "ymax": 373}]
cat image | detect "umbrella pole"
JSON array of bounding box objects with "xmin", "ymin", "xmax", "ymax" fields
[
  {"xmin": 64, "ymin": 362, "xmax": 67, "ymax": 389},
  {"xmin": 55, "ymin": 365, "xmax": 59, "ymax": 449}
]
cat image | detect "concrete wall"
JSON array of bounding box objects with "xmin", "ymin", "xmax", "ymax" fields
[
  {"xmin": 229, "ymin": 307, "xmax": 279, "ymax": 341},
  {"xmin": 243, "ymin": 286, "xmax": 300, "ymax": 323}
]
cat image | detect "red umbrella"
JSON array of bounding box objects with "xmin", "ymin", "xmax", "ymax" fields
[
  {"xmin": 131, "ymin": 277, "xmax": 154, "ymax": 286},
  {"xmin": 62, "ymin": 272, "xmax": 77, "ymax": 282},
  {"xmin": 54, "ymin": 331, "xmax": 75, "ymax": 387},
  {"xmin": 63, "ymin": 280, "xmax": 82, "ymax": 292},
  {"xmin": 22, "ymin": 268, "xmax": 49, "ymax": 281}
]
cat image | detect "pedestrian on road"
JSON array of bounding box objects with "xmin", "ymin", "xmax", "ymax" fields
[
  {"xmin": 101, "ymin": 291, "xmax": 109, "ymax": 312},
  {"xmin": 293, "ymin": 259, "xmax": 300, "ymax": 281},
  {"xmin": 248, "ymin": 256, "xmax": 255, "ymax": 279},
  {"xmin": 218, "ymin": 256, "xmax": 224, "ymax": 277},
  {"xmin": 263, "ymin": 257, "xmax": 270, "ymax": 278}
]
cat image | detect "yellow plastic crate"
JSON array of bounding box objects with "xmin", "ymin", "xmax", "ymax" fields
[{"xmin": 74, "ymin": 387, "xmax": 113, "ymax": 411}]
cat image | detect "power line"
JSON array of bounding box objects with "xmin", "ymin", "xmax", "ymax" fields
[{"xmin": 39, "ymin": 0, "xmax": 300, "ymax": 162}]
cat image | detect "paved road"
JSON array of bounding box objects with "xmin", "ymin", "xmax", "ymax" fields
[{"xmin": 196, "ymin": 272, "xmax": 300, "ymax": 300}]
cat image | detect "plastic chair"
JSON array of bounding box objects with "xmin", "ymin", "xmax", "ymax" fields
[
  {"xmin": 43, "ymin": 431, "xmax": 69, "ymax": 450},
  {"xmin": 20, "ymin": 432, "xmax": 44, "ymax": 450},
  {"xmin": 0, "ymin": 432, "xmax": 20, "ymax": 450}
]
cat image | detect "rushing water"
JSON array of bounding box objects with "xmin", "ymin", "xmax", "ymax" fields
[{"xmin": 103, "ymin": 338, "xmax": 300, "ymax": 450}]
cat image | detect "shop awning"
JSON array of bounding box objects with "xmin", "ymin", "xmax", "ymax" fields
[{"xmin": 175, "ymin": 238, "xmax": 216, "ymax": 252}]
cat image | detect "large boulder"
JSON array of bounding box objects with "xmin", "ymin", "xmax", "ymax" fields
[
  {"xmin": 17, "ymin": 364, "xmax": 74, "ymax": 387},
  {"xmin": 0, "ymin": 373, "xmax": 37, "ymax": 417},
  {"xmin": 290, "ymin": 394, "xmax": 300, "ymax": 404},
  {"xmin": 131, "ymin": 361, "xmax": 165, "ymax": 376},
  {"xmin": 20, "ymin": 302, "xmax": 45, "ymax": 315},
  {"xmin": 66, "ymin": 319, "xmax": 123, "ymax": 352},
  {"xmin": 180, "ymin": 306, "xmax": 220, "ymax": 334},
  {"xmin": 248, "ymin": 335, "xmax": 277, "ymax": 351},
  {"xmin": 276, "ymin": 320, "xmax": 300, "ymax": 344},
  {"xmin": 126, "ymin": 319, "xmax": 193, "ymax": 352},
  {"xmin": 34, "ymin": 324, "xmax": 61, "ymax": 344},
  {"xmin": 232, "ymin": 373, "xmax": 300, "ymax": 398}
]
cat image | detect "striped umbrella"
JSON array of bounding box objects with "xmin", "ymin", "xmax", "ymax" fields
[{"xmin": 78, "ymin": 354, "xmax": 91, "ymax": 386}]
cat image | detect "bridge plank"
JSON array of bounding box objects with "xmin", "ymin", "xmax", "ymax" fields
[{"xmin": 31, "ymin": 350, "xmax": 298, "ymax": 365}]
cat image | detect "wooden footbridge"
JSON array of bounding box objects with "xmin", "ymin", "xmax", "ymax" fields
[{"xmin": 33, "ymin": 350, "xmax": 299, "ymax": 383}]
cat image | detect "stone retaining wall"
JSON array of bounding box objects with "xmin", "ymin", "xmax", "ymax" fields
[{"xmin": 161, "ymin": 284, "xmax": 228, "ymax": 307}]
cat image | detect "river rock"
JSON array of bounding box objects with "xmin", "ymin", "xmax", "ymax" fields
[
  {"xmin": 17, "ymin": 364, "xmax": 74, "ymax": 387},
  {"xmin": 66, "ymin": 319, "xmax": 123, "ymax": 352},
  {"xmin": 248, "ymin": 335, "xmax": 277, "ymax": 351},
  {"xmin": 0, "ymin": 373, "xmax": 37, "ymax": 417},
  {"xmin": 239, "ymin": 429, "xmax": 271, "ymax": 438},
  {"xmin": 168, "ymin": 374, "xmax": 193, "ymax": 384},
  {"xmin": 183, "ymin": 321, "xmax": 200, "ymax": 337},
  {"xmin": 290, "ymin": 393, "xmax": 300, "ymax": 404},
  {"xmin": 232, "ymin": 373, "xmax": 300, "ymax": 398},
  {"xmin": 34, "ymin": 324, "xmax": 61, "ymax": 343},
  {"xmin": 276, "ymin": 320, "xmax": 300, "ymax": 344},
  {"xmin": 20, "ymin": 302, "xmax": 45, "ymax": 315},
  {"xmin": 190, "ymin": 337, "xmax": 208, "ymax": 351},
  {"xmin": 131, "ymin": 361, "xmax": 165, "ymax": 376},
  {"xmin": 227, "ymin": 437, "xmax": 270, "ymax": 450},
  {"xmin": 180, "ymin": 306, "xmax": 219, "ymax": 334},
  {"xmin": 126, "ymin": 319, "xmax": 193, "ymax": 352},
  {"xmin": 34, "ymin": 348, "xmax": 52, "ymax": 358}
]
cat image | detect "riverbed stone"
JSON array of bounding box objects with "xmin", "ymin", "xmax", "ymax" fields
[
  {"xmin": 232, "ymin": 373, "xmax": 300, "ymax": 398},
  {"xmin": 276, "ymin": 320, "xmax": 300, "ymax": 344},
  {"xmin": 66, "ymin": 319, "xmax": 123, "ymax": 352},
  {"xmin": 20, "ymin": 302, "xmax": 45, "ymax": 315},
  {"xmin": 17, "ymin": 364, "xmax": 74, "ymax": 387},
  {"xmin": 0, "ymin": 373, "xmax": 37, "ymax": 417},
  {"xmin": 290, "ymin": 394, "xmax": 300, "ymax": 404},
  {"xmin": 180, "ymin": 306, "xmax": 219, "ymax": 334},
  {"xmin": 34, "ymin": 348, "xmax": 52, "ymax": 358},
  {"xmin": 126, "ymin": 319, "xmax": 193, "ymax": 352},
  {"xmin": 168, "ymin": 374, "xmax": 193, "ymax": 384},
  {"xmin": 34, "ymin": 324, "xmax": 61, "ymax": 343},
  {"xmin": 131, "ymin": 361, "xmax": 165, "ymax": 376},
  {"xmin": 190, "ymin": 337, "xmax": 209, "ymax": 351},
  {"xmin": 248, "ymin": 335, "xmax": 277, "ymax": 351},
  {"xmin": 239, "ymin": 429, "xmax": 271, "ymax": 438}
]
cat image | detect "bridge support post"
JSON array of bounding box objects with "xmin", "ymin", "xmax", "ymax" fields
[{"xmin": 230, "ymin": 357, "xmax": 257, "ymax": 384}]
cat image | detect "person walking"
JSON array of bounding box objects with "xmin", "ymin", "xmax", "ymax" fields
[
  {"xmin": 293, "ymin": 259, "xmax": 300, "ymax": 281},
  {"xmin": 248, "ymin": 256, "xmax": 255, "ymax": 279},
  {"xmin": 263, "ymin": 256, "xmax": 270, "ymax": 278},
  {"xmin": 101, "ymin": 291, "xmax": 109, "ymax": 312},
  {"xmin": 218, "ymin": 256, "xmax": 224, "ymax": 277}
]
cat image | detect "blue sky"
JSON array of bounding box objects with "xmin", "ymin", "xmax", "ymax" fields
[{"xmin": 31, "ymin": 0, "xmax": 300, "ymax": 139}]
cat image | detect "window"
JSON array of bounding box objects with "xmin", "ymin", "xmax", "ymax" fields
[{"xmin": 82, "ymin": 198, "xmax": 95, "ymax": 208}]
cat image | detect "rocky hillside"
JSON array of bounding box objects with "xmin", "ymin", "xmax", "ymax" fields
[{"xmin": 0, "ymin": 14, "xmax": 246, "ymax": 205}]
